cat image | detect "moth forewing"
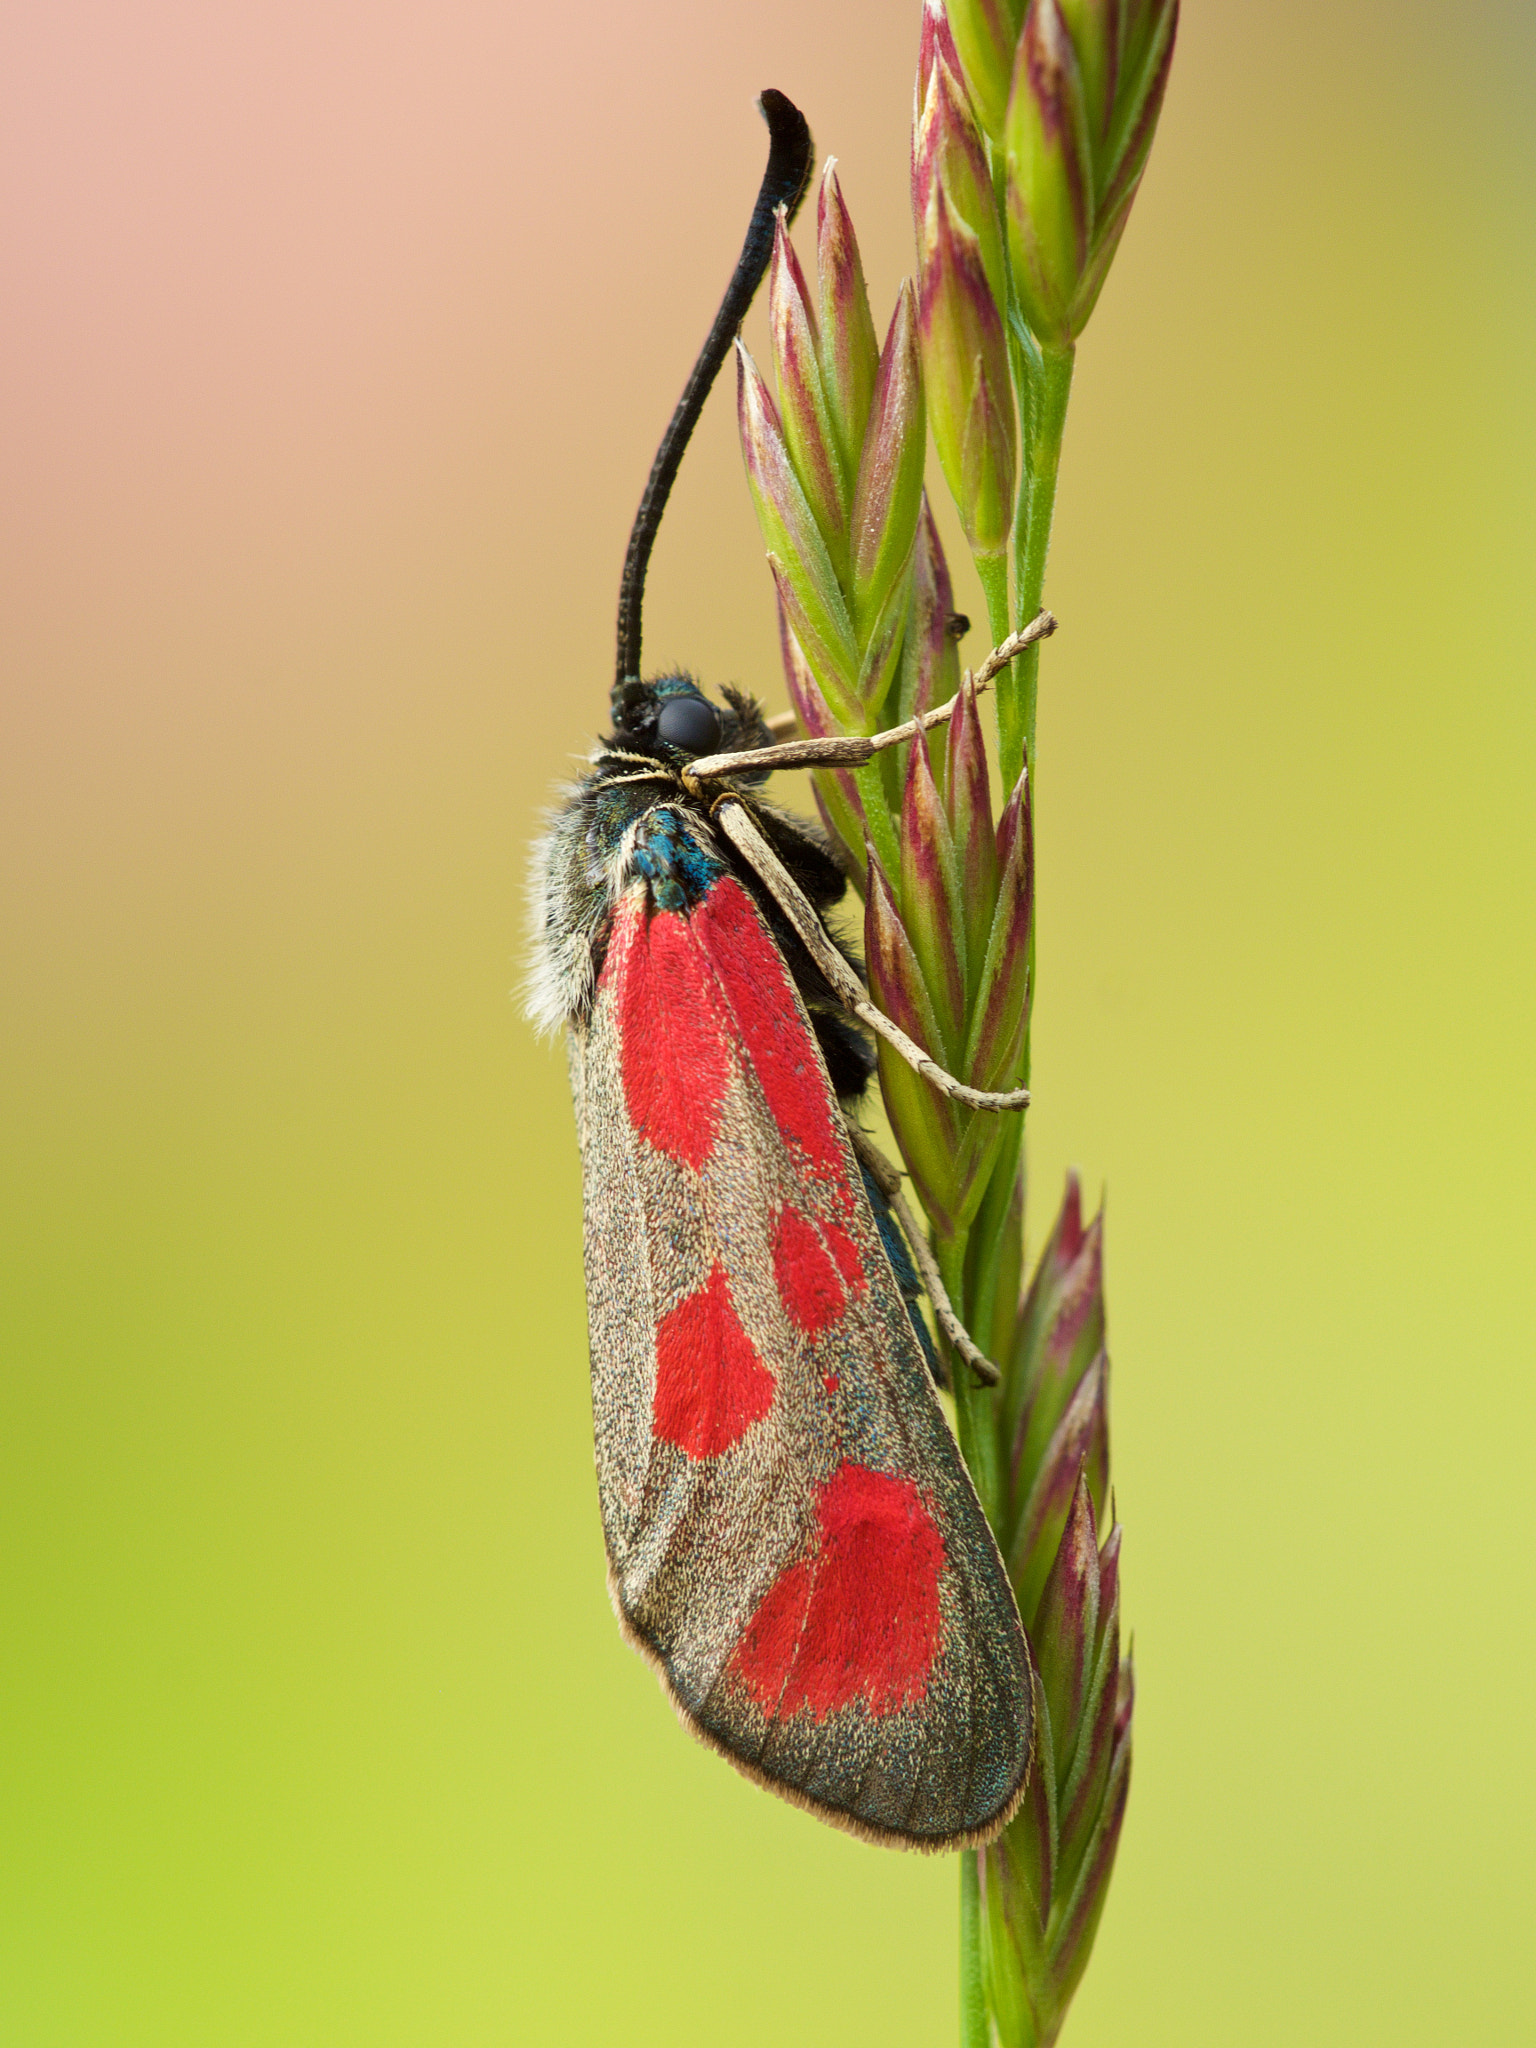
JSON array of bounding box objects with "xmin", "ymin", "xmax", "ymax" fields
[
  {"xmin": 529, "ymin": 86, "xmax": 1034, "ymax": 1852},
  {"xmin": 565, "ymin": 827, "xmax": 1032, "ymax": 1848}
]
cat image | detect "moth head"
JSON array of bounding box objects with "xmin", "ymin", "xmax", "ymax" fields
[{"xmin": 606, "ymin": 674, "xmax": 773, "ymax": 768}]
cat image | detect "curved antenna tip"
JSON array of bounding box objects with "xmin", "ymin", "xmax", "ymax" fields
[
  {"xmin": 613, "ymin": 91, "xmax": 814, "ymax": 690},
  {"xmin": 754, "ymin": 90, "xmax": 814, "ymax": 221}
]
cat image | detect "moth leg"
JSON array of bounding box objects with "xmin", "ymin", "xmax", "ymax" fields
[
  {"xmin": 845, "ymin": 1123, "xmax": 1000, "ymax": 1388},
  {"xmin": 684, "ymin": 612, "xmax": 1055, "ymax": 783},
  {"xmin": 712, "ymin": 797, "xmax": 1030, "ymax": 1114}
]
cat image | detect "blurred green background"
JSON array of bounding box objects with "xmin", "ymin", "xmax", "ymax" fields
[{"xmin": 3, "ymin": 2, "xmax": 1533, "ymax": 2041}]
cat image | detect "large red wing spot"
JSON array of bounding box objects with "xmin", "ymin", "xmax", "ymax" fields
[
  {"xmin": 652, "ymin": 1264, "xmax": 777, "ymax": 1460},
  {"xmin": 771, "ymin": 1206, "xmax": 869, "ymax": 1337},
  {"xmin": 690, "ymin": 879, "xmax": 846, "ymax": 1184},
  {"xmin": 607, "ymin": 898, "xmax": 732, "ymax": 1170},
  {"xmin": 731, "ymin": 1463, "xmax": 945, "ymax": 1719}
]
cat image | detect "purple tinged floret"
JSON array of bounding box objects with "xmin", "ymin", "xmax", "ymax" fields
[
  {"xmin": 1056, "ymin": 1520, "xmax": 1121, "ymax": 1875},
  {"xmin": 849, "ymin": 284, "xmax": 926, "ymax": 649},
  {"xmin": 1004, "ymin": 0, "xmax": 1094, "ymax": 348},
  {"xmin": 1005, "ymin": 1172, "xmax": 1105, "ymax": 1482},
  {"xmin": 1001, "ymin": 0, "xmax": 1179, "ymax": 346},
  {"xmin": 1032, "ymin": 1467, "xmax": 1100, "ymax": 1749},
  {"xmin": 891, "ymin": 498, "xmax": 961, "ymax": 736},
  {"xmin": 917, "ymin": 180, "xmax": 1017, "ymax": 559},
  {"xmin": 899, "ymin": 728, "xmax": 967, "ymax": 1063},
  {"xmin": 964, "ymin": 765, "xmax": 1033, "ymax": 1092},
  {"xmin": 815, "ymin": 164, "xmax": 881, "ymax": 487},
  {"xmin": 746, "ymin": 179, "xmax": 931, "ymax": 729},
  {"xmin": 1008, "ymin": 1350, "xmax": 1109, "ymax": 1616},
  {"xmin": 1048, "ymin": 1719, "xmax": 1130, "ymax": 2011},
  {"xmin": 737, "ymin": 343, "xmax": 861, "ymax": 726},
  {"xmin": 774, "ymin": 596, "xmax": 868, "ymax": 883},
  {"xmin": 1054, "ymin": 0, "xmax": 1120, "ymax": 145},
  {"xmin": 768, "ymin": 213, "xmax": 849, "ymax": 582},
  {"xmin": 915, "ymin": 25, "xmax": 1008, "ymax": 314},
  {"xmin": 863, "ymin": 850, "xmax": 974, "ymax": 1235},
  {"xmin": 939, "ymin": 0, "xmax": 1027, "ymax": 142},
  {"xmin": 944, "ymin": 678, "xmax": 1001, "ymax": 984}
]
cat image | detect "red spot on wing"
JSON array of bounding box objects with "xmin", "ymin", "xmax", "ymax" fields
[
  {"xmin": 731, "ymin": 1463, "xmax": 945, "ymax": 1719},
  {"xmin": 772, "ymin": 1206, "xmax": 847, "ymax": 1336},
  {"xmin": 690, "ymin": 878, "xmax": 846, "ymax": 1183},
  {"xmin": 822, "ymin": 1217, "xmax": 866, "ymax": 1295},
  {"xmin": 652, "ymin": 1263, "xmax": 777, "ymax": 1459},
  {"xmin": 606, "ymin": 897, "xmax": 732, "ymax": 1169},
  {"xmin": 772, "ymin": 1205, "xmax": 869, "ymax": 1336}
]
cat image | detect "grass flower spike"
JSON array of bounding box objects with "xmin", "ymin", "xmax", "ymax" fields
[
  {"xmin": 730, "ymin": 19, "xmax": 1176, "ymax": 2034},
  {"xmin": 917, "ymin": 180, "xmax": 1017, "ymax": 563},
  {"xmin": 971, "ymin": 1178, "xmax": 1133, "ymax": 2045}
]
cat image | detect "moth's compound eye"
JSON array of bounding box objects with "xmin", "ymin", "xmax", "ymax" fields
[{"xmin": 656, "ymin": 696, "xmax": 722, "ymax": 755}]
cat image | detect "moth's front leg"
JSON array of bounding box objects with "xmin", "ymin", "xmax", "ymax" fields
[{"xmin": 682, "ymin": 615, "xmax": 1055, "ymax": 783}]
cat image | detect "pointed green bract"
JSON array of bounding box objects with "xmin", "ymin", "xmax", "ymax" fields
[
  {"xmin": 1055, "ymin": 0, "xmax": 1121, "ymax": 149},
  {"xmin": 1102, "ymin": 0, "xmax": 1178, "ymax": 216},
  {"xmin": 768, "ymin": 213, "xmax": 850, "ymax": 584},
  {"xmin": 1032, "ymin": 1469, "xmax": 1100, "ymax": 1745},
  {"xmin": 899, "ymin": 728, "xmax": 968, "ymax": 1061},
  {"xmin": 964, "ymin": 768, "xmax": 1033, "ymax": 1093},
  {"xmin": 853, "ymin": 561, "xmax": 915, "ymax": 719},
  {"xmin": 737, "ymin": 343, "xmax": 861, "ymax": 724},
  {"xmin": 894, "ymin": 496, "xmax": 962, "ymax": 731},
  {"xmin": 915, "ymin": 28, "xmax": 1008, "ymax": 316},
  {"xmin": 863, "ymin": 849, "xmax": 964, "ymax": 1232},
  {"xmin": 943, "ymin": 679, "xmax": 1001, "ymax": 990},
  {"xmin": 1001, "ymin": 0, "xmax": 1179, "ymax": 346},
  {"xmin": 1057, "ymin": 1526, "xmax": 1121, "ymax": 1878},
  {"xmin": 1004, "ymin": 0, "xmax": 1093, "ymax": 349},
  {"xmin": 963, "ymin": 1113, "xmax": 1025, "ymax": 1368},
  {"xmin": 766, "ymin": 554, "xmax": 862, "ymax": 731},
  {"xmin": 776, "ymin": 596, "xmax": 868, "ymax": 883},
  {"xmin": 816, "ymin": 164, "xmax": 881, "ymax": 489},
  {"xmin": 951, "ymin": 1176, "xmax": 1132, "ymax": 2046},
  {"xmin": 1005, "ymin": 1173, "xmax": 1106, "ymax": 1496},
  {"xmin": 850, "ymin": 285, "xmax": 926, "ymax": 652},
  {"xmin": 1009, "ymin": 1351, "xmax": 1108, "ymax": 1616},
  {"xmin": 942, "ymin": 0, "xmax": 1026, "ymax": 142},
  {"xmin": 918, "ymin": 181, "xmax": 1016, "ymax": 559},
  {"xmin": 974, "ymin": 1240, "xmax": 1133, "ymax": 2046}
]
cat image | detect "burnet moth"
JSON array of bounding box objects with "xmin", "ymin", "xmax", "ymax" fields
[{"xmin": 528, "ymin": 90, "xmax": 1046, "ymax": 1850}]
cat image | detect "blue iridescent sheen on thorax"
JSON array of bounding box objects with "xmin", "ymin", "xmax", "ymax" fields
[{"xmin": 630, "ymin": 809, "xmax": 727, "ymax": 913}]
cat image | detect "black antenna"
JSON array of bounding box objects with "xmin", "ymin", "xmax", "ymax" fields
[{"xmin": 614, "ymin": 89, "xmax": 813, "ymax": 690}]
